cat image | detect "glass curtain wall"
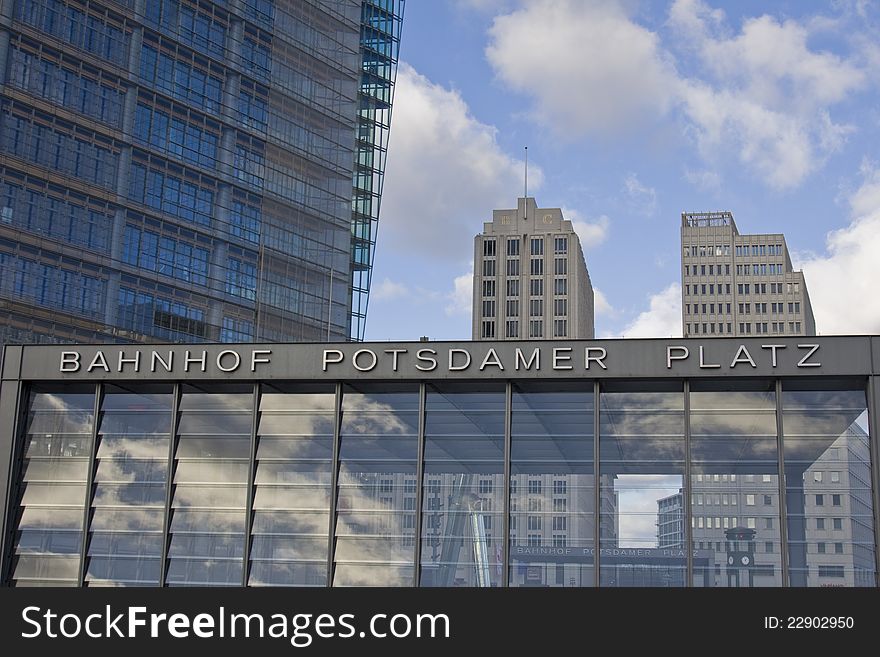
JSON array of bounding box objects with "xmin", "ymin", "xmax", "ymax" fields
[
  {"xmin": 420, "ymin": 382, "xmax": 505, "ymax": 587},
  {"xmin": 250, "ymin": 384, "xmax": 336, "ymax": 586},
  {"xmin": 166, "ymin": 384, "xmax": 252, "ymax": 586},
  {"xmin": 690, "ymin": 381, "xmax": 782, "ymax": 587},
  {"xmin": 334, "ymin": 383, "xmax": 419, "ymax": 586},
  {"xmin": 509, "ymin": 382, "xmax": 594, "ymax": 587},
  {"xmin": 85, "ymin": 384, "xmax": 173, "ymax": 586},
  {"xmin": 782, "ymin": 381, "xmax": 876, "ymax": 587},
  {"xmin": 599, "ymin": 384, "xmax": 686, "ymax": 587},
  {"xmin": 5, "ymin": 378, "xmax": 878, "ymax": 588},
  {"xmin": 10, "ymin": 384, "xmax": 95, "ymax": 586}
]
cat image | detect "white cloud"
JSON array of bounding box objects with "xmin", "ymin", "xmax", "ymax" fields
[
  {"xmin": 619, "ymin": 283, "xmax": 682, "ymax": 338},
  {"xmin": 456, "ymin": 0, "xmax": 515, "ymax": 11},
  {"xmin": 623, "ymin": 172, "xmax": 657, "ymax": 216},
  {"xmin": 594, "ymin": 288, "xmax": 614, "ymax": 317},
  {"xmin": 563, "ymin": 207, "xmax": 610, "ymax": 248},
  {"xmin": 380, "ymin": 63, "xmax": 541, "ymax": 261},
  {"xmin": 797, "ymin": 162, "xmax": 880, "ymax": 334},
  {"xmin": 667, "ymin": 0, "xmax": 726, "ymax": 41},
  {"xmin": 684, "ymin": 168, "xmax": 721, "ymax": 191},
  {"xmin": 671, "ymin": 2, "xmax": 865, "ymax": 189},
  {"xmin": 484, "ymin": 0, "xmax": 868, "ymax": 189},
  {"xmin": 485, "ymin": 0, "xmax": 677, "ymax": 137},
  {"xmin": 371, "ymin": 277, "xmax": 409, "ymax": 301},
  {"xmin": 684, "ymin": 11, "xmax": 864, "ymax": 107},
  {"xmin": 445, "ymin": 269, "xmax": 474, "ymax": 317}
]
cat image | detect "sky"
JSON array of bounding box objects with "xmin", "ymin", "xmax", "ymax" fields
[{"xmin": 363, "ymin": 0, "xmax": 880, "ymax": 342}]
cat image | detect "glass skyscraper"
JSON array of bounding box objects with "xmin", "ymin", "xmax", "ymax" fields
[{"xmin": 0, "ymin": 0, "xmax": 402, "ymax": 345}]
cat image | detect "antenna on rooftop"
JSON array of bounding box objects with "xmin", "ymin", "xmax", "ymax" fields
[{"xmin": 524, "ymin": 146, "xmax": 528, "ymax": 199}]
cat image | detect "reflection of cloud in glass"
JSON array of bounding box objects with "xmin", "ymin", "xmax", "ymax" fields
[
  {"xmin": 342, "ymin": 394, "xmax": 416, "ymax": 436},
  {"xmin": 613, "ymin": 475, "xmax": 681, "ymax": 548},
  {"xmin": 332, "ymin": 393, "xmax": 419, "ymax": 585},
  {"xmin": 249, "ymin": 399, "xmax": 336, "ymax": 584}
]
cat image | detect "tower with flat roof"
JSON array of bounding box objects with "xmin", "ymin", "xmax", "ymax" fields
[{"xmin": 681, "ymin": 211, "xmax": 815, "ymax": 338}]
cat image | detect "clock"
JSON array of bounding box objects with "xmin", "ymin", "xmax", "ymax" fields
[{"xmin": 741, "ymin": 555, "xmax": 751, "ymax": 566}]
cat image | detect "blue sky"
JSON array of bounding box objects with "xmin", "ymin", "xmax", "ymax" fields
[{"xmin": 364, "ymin": 0, "xmax": 880, "ymax": 341}]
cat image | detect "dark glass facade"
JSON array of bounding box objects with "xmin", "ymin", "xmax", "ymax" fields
[
  {"xmin": 0, "ymin": 0, "xmax": 403, "ymax": 345},
  {"xmin": 4, "ymin": 376, "xmax": 878, "ymax": 587}
]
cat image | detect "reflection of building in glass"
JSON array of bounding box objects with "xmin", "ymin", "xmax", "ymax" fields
[
  {"xmin": 657, "ymin": 491, "xmax": 683, "ymax": 548},
  {"xmin": 681, "ymin": 211, "xmax": 815, "ymax": 338},
  {"xmin": 473, "ymin": 197, "xmax": 595, "ymax": 341},
  {"xmin": 0, "ymin": 1, "xmax": 403, "ymax": 345},
  {"xmin": 0, "ymin": 337, "xmax": 878, "ymax": 587}
]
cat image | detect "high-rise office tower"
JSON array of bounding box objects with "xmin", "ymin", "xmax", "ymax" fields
[
  {"xmin": 0, "ymin": 0, "xmax": 402, "ymax": 345},
  {"xmin": 472, "ymin": 197, "xmax": 595, "ymax": 341},
  {"xmin": 681, "ymin": 211, "xmax": 815, "ymax": 338}
]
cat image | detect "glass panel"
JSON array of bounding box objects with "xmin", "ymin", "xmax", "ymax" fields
[
  {"xmin": 86, "ymin": 384, "xmax": 172, "ymax": 586},
  {"xmin": 690, "ymin": 382, "xmax": 782, "ymax": 586},
  {"xmin": 600, "ymin": 387, "xmax": 685, "ymax": 587},
  {"xmin": 782, "ymin": 384, "xmax": 876, "ymax": 587},
  {"xmin": 249, "ymin": 384, "xmax": 335, "ymax": 586},
  {"xmin": 12, "ymin": 386, "xmax": 95, "ymax": 586},
  {"xmin": 334, "ymin": 384, "xmax": 419, "ymax": 586},
  {"xmin": 509, "ymin": 382, "xmax": 594, "ymax": 587},
  {"xmin": 420, "ymin": 383, "xmax": 505, "ymax": 587},
  {"xmin": 166, "ymin": 385, "xmax": 251, "ymax": 586}
]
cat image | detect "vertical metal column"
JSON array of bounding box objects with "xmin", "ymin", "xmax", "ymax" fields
[
  {"xmin": 412, "ymin": 382, "xmax": 426, "ymax": 587},
  {"xmin": 0, "ymin": 376, "xmax": 26, "ymax": 585},
  {"xmin": 867, "ymin": 376, "xmax": 880, "ymax": 588},
  {"xmin": 325, "ymin": 382, "xmax": 342, "ymax": 587},
  {"xmin": 241, "ymin": 383, "xmax": 260, "ymax": 586},
  {"xmin": 77, "ymin": 383, "xmax": 103, "ymax": 586},
  {"xmin": 775, "ymin": 379, "xmax": 790, "ymax": 587},
  {"xmin": 159, "ymin": 383, "xmax": 181, "ymax": 587},
  {"xmin": 684, "ymin": 380, "xmax": 693, "ymax": 587},
  {"xmin": 501, "ymin": 381, "xmax": 512, "ymax": 588},
  {"xmin": 593, "ymin": 381, "xmax": 601, "ymax": 587}
]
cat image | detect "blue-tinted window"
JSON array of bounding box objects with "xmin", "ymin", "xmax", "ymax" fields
[
  {"xmin": 16, "ymin": 0, "xmax": 128, "ymax": 64},
  {"xmin": 8, "ymin": 47, "xmax": 123, "ymax": 126},
  {"xmin": 220, "ymin": 316, "xmax": 253, "ymax": 342},
  {"xmin": 117, "ymin": 286, "xmax": 207, "ymax": 340},
  {"xmin": 144, "ymin": 0, "xmax": 226, "ymax": 58},
  {"xmin": 241, "ymin": 37, "xmax": 271, "ymax": 81},
  {"xmin": 226, "ymin": 257, "xmax": 256, "ymax": 300},
  {"xmin": 230, "ymin": 199, "xmax": 261, "ymax": 244},
  {"xmin": 0, "ymin": 181, "xmax": 111, "ymax": 251},
  {"xmin": 139, "ymin": 45, "xmax": 223, "ymax": 113},
  {"xmin": 1, "ymin": 252, "xmax": 105, "ymax": 313},
  {"xmin": 128, "ymin": 163, "xmax": 213, "ymax": 227},
  {"xmin": 1, "ymin": 104, "xmax": 118, "ymax": 189},
  {"xmin": 239, "ymin": 89, "xmax": 268, "ymax": 131},
  {"xmin": 121, "ymin": 225, "xmax": 208, "ymax": 286}
]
